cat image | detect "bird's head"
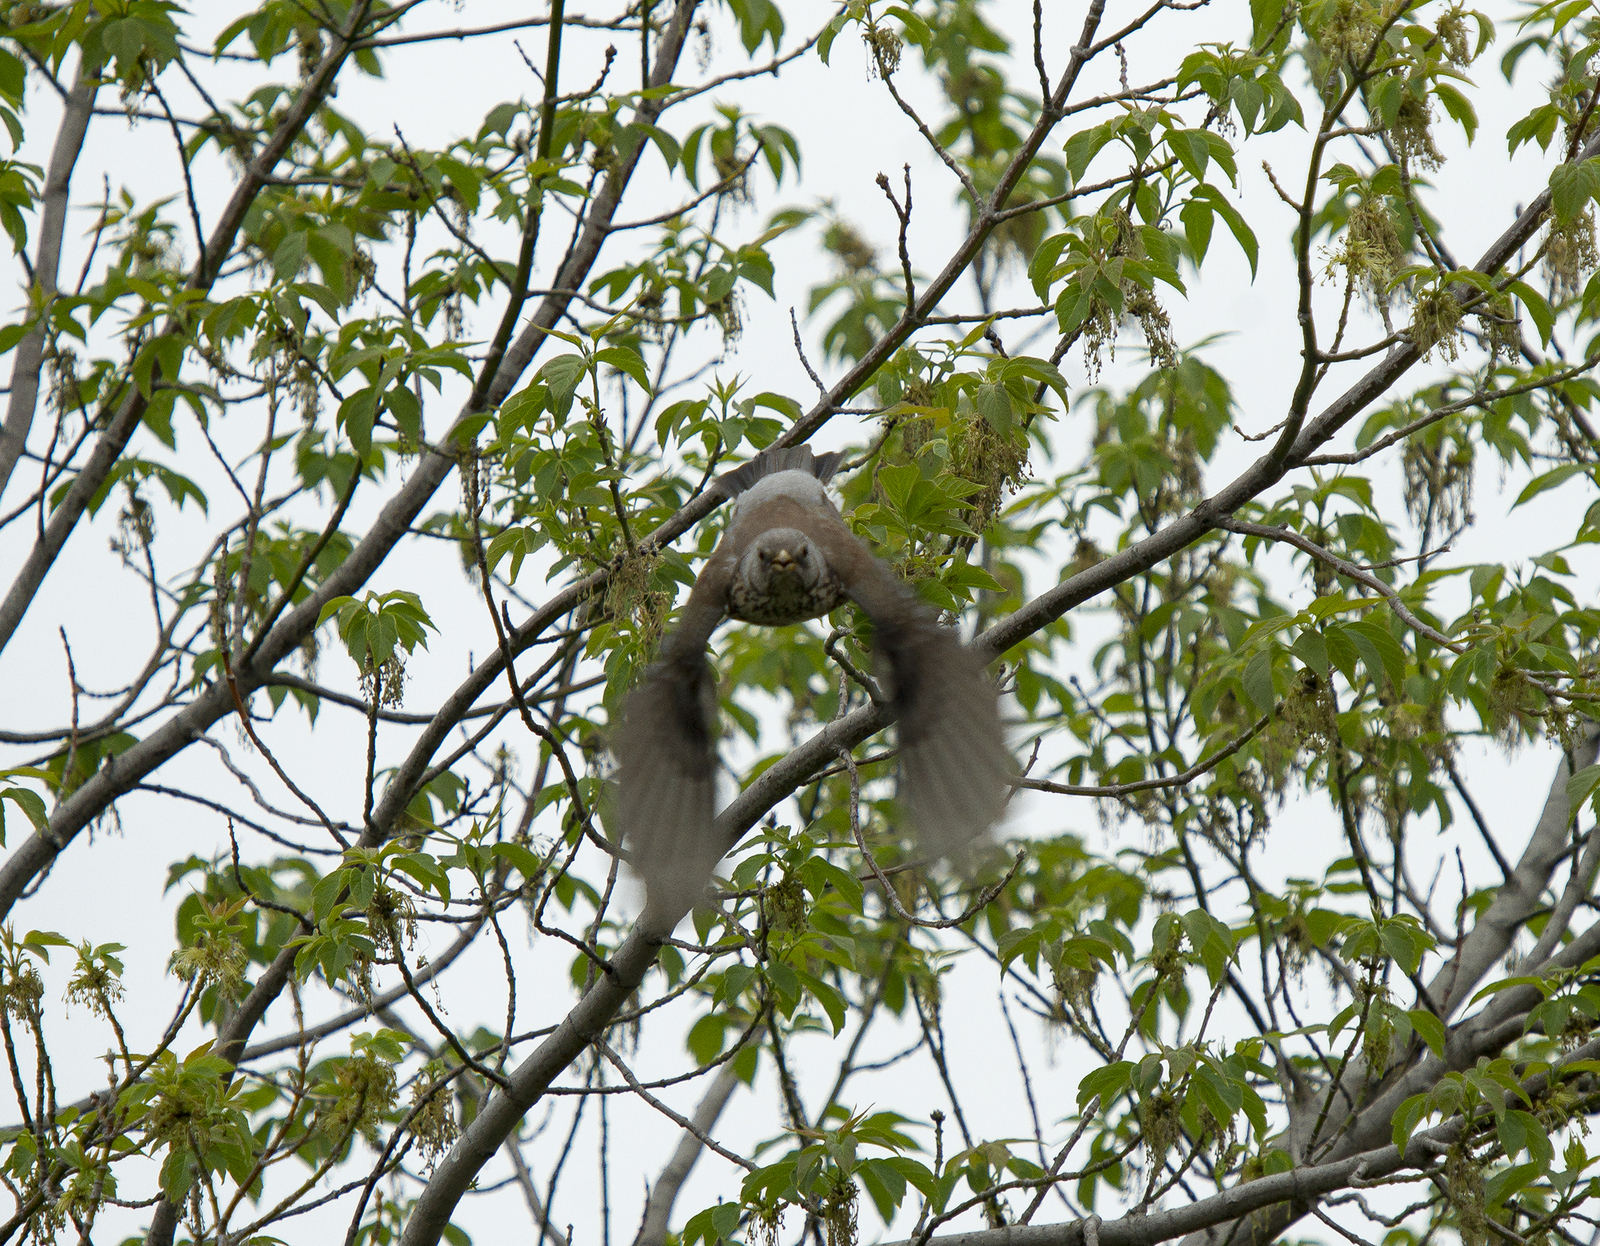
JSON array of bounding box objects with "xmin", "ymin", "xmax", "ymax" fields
[{"xmin": 741, "ymin": 527, "xmax": 826, "ymax": 592}]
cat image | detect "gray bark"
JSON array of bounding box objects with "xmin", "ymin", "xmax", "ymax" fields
[
  {"xmin": 634, "ymin": 1061, "xmax": 745, "ymax": 1246},
  {"xmin": 0, "ymin": 55, "xmax": 100, "ymax": 500}
]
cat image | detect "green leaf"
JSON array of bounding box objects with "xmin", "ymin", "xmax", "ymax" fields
[
  {"xmin": 1291, "ymin": 629, "xmax": 1330, "ymax": 679},
  {"xmin": 292, "ymin": 280, "xmax": 341, "ymax": 320},
  {"xmin": 159, "ymin": 1147, "xmax": 196, "ymax": 1203},
  {"xmin": 1434, "ymin": 82, "xmax": 1478, "ymax": 143},
  {"xmin": 1499, "ymin": 1110, "xmax": 1554, "ymax": 1172},
  {"xmin": 1181, "ymin": 196, "xmax": 1214, "ymax": 263},
  {"xmin": 1507, "ymin": 280, "xmax": 1556, "ymax": 346},
  {"xmin": 1190, "ymin": 185, "xmax": 1257, "ymax": 277},
  {"xmin": 139, "ymin": 389, "xmax": 177, "ymax": 449},
  {"xmin": 710, "ymin": 1202, "xmax": 741, "ymax": 1243},
  {"xmin": 876, "ymin": 463, "xmax": 920, "ymax": 515},
  {"xmin": 804, "ymin": 857, "xmax": 864, "ymax": 913},
  {"xmin": 1342, "ymin": 619, "xmax": 1407, "ymax": 688},
  {"xmin": 22, "ymin": 931, "xmax": 71, "ymax": 955},
  {"xmin": 943, "ymin": 560, "xmax": 1005, "ymax": 594},
  {"xmin": 1168, "ymin": 128, "xmax": 1212, "ymax": 182},
  {"xmin": 1407, "ymin": 1008, "xmax": 1447, "ymax": 1057},
  {"xmin": 392, "ymin": 854, "xmax": 451, "ymax": 905},
  {"xmin": 481, "ymin": 101, "xmax": 521, "ymax": 138},
  {"xmin": 338, "ymin": 388, "xmax": 378, "ymax": 458},
  {"xmin": 1077, "ymin": 1060, "xmax": 1133, "ymax": 1108},
  {"xmin": 793, "ymin": 969, "xmax": 847, "ymax": 1034},
  {"xmin": 1549, "ymin": 158, "xmax": 1600, "ymax": 225},
  {"xmin": 386, "ymin": 385, "xmax": 422, "ymax": 441},
  {"xmin": 1566, "ymin": 763, "xmax": 1600, "ymax": 811},
  {"xmin": 975, "ymin": 382, "xmax": 1013, "ymax": 432},
  {"xmin": 1392, "ymin": 1093, "xmax": 1430, "ymax": 1151},
  {"xmin": 1241, "ymin": 649, "xmax": 1276, "ymax": 714},
  {"xmin": 817, "ymin": 13, "xmax": 850, "ymax": 64},
  {"xmin": 767, "ymin": 959, "xmax": 800, "ymax": 1013},
  {"xmin": 0, "ymin": 785, "xmax": 47, "ymax": 843},
  {"xmin": 538, "ymin": 353, "xmax": 588, "ymax": 418},
  {"xmin": 1514, "ymin": 463, "xmax": 1588, "ymax": 508},
  {"xmin": 1064, "ymin": 120, "xmax": 1117, "ymax": 181},
  {"xmin": 273, "ymin": 230, "xmax": 308, "ymax": 280},
  {"xmin": 595, "ymin": 345, "xmax": 652, "ymax": 393},
  {"xmin": 858, "ymin": 1157, "xmax": 907, "ymax": 1224},
  {"xmin": 1468, "ymin": 975, "xmax": 1553, "ymax": 1006},
  {"xmin": 490, "ymin": 841, "xmax": 546, "ymax": 884},
  {"xmin": 1486, "ymin": 1160, "xmax": 1546, "ymax": 1208},
  {"xmin": 1250, "ymin": 0, "xmax": 1286, "ymax": 47}
]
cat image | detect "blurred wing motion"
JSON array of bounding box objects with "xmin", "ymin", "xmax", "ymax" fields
[
  {"xmin": 807, "ymin": 519, "xmax": 1012, "ymax": 861},
  {"xmin": 612, "ymin": 575, "xmax": 729, "ymax": 918}
]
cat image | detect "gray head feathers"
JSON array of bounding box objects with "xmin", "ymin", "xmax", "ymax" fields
[{"xmin": 733, "ymin": 470, "xmax": 834, "ymax": 519}]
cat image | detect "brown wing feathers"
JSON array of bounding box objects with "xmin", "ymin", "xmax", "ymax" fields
[
  {"xmin": 878, "ymin": 612, "xmax": 1011, "ymax": 862},
  {"xmin": 611, "ymin": 647, "xmax": 721, "ymax": 918}
]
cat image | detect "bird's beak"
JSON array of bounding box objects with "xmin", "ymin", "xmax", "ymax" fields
[{"xmin": 770, "ymin": 549, "xmax": 796, "ymax": 570}]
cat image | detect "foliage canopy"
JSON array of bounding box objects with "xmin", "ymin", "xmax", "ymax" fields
[{"xmin": 2, "ymin": 1, "xmax": 1600, "ymax": 1245}]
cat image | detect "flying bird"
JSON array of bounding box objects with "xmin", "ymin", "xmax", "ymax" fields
[{"xmin": 613, "ymin": 444, "xmax": 1012, "ymax": 916}]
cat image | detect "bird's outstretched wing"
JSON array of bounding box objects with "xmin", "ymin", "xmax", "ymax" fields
[
  {"xmin": 613, "ymin": 557, "xmax": 733, "ymax": 917},
  {"xmin": 806, "ymin": 515, "xmax": 1011, "ymax": 860}
]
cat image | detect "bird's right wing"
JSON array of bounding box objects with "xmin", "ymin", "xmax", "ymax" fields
[
  {"xmin": 807, "ymin": 517, "xmax": 1012, "ymax": 861},
  {"xmin": 613, "ymin": 548, "xmax": 734, "ymax": 919}
]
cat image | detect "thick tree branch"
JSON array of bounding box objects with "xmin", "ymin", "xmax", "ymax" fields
[{"xmin": 0, "ymin": 54, "xmax": 99, "ymax": 501}]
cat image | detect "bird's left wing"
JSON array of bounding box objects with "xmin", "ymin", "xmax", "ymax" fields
[{"xmin": 613, "ymin": 548, "xmax": 735, "ymax": 919}]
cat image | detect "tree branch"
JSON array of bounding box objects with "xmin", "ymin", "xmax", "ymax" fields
[{"xmin": 0, "ymin": 54, "xmax": 100, "ymax": 500}]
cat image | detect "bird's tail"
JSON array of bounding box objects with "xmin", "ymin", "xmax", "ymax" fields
[{"xmin": 718, "ymin": 444, "xmax": 846, "ymax": 498}]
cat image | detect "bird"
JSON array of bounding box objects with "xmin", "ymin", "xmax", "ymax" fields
[{"xmin": 612, "ymin": 443, "xmax": 1012, "ymax": 918}]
